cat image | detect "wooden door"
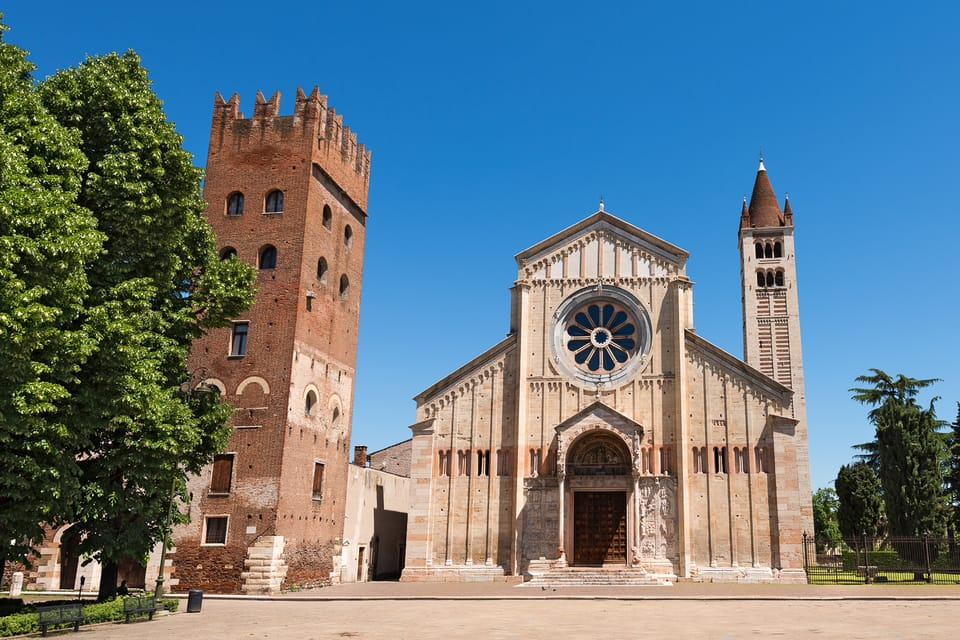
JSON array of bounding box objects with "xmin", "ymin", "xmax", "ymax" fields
[{"xmin": 573, "ymin": 491, "xmax": 627, "ymax": 565}]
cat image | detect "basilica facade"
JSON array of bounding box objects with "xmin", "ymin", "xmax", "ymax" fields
[{"xmin": 401, "ymin": 163, "xmax": 813, "ymax": 582}]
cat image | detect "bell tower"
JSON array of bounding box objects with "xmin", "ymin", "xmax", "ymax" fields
[{"xmin": 738, "ymin": 156, "xmax": 813, "ymax": 542}]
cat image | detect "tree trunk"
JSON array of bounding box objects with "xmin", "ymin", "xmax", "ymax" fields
[{"xmin": 98, "ymin": 560, "xmax": 119, "ymax": 600}]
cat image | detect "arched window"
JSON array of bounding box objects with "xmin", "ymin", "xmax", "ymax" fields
[
  {"xmin": 765, "ymin": 271, "xmax": 774, "ymax": 287},
  {"xmin": 259, "ymin": 245, "xmax": 277, "ymax": 269},
  {"xmin": 265, "ymin": 190, "xmax": 284, "ymax": 213},
  {"xmin": 775, "ymin": 270, "xmax": 784, "ymax": 287},
  {"xmin": 774, "ymin": 241, "xmax": 782, "ymax": 258},
  {"xmin": 755, "ymin": 243, "xmax": 764, "ymax": 259},
  {"xmin": 764, "ymin": 243, "xmax": 773, "ymax": 259},
  {"xmin": 305, "ymin": 390, "xmax": 317, "ymax": 416},
  {"xmin": 317, "ymin": 257, "xmax": 328, "ymax": 283},
  {"xmin": 226, "ymin": 192, "xmax": 244, "ymax": 216},
  {"xmin": 322, "ymin": 205, "xmax": 332, "ymax": 229},
  {"xmin": 332, "ymin": 406, "xmax": 341, "ymax": 427},
  {"xmin": 756, "ymin": 271, "xmax": 765, "ymax": 287},
  {"xmin": 339, "ymin": 274, "xmax": 349, "ymax": 299},
  {"xmin": 220, "ymin": 247, "xmax": 237, "ymax": 260},
  {"xmin": 344, "ymin": 225, "xmax": 353, "ymax": 248}
]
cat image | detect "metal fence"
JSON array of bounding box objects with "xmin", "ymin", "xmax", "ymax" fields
[{"xmin": 802, "ymin": 534, "xmax": 960, "ymax": 584}]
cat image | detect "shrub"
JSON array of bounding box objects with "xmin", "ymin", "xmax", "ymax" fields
[
  {"xmin": 0, "ymin": 593, "xmax": 178, "ymax": 637},
  {"xmin": 0, "ymin": 612, "xmax": 36, "ymax": 637}
]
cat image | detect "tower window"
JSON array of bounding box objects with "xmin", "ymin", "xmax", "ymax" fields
[
  {"xmin": 774, "ymin": 241, "xmax": 783, "ymax": 258},
  {"xmin": 755, "ymin": 243, "xmax": 764, "ymax": 259},
  {"xmin": 322, "ymin": 205, "xmax": 332, "ymax": 229},
  {"xmin": 317, "ymin": 257, "xmax": 328, "ymax": 283},
  {"xmin": 226, "ymin": 192, "xmax": 244, "ymax": 216},
  {"xmin": 332, "ymin": 406, "xmax": 341, "ymax": 427},
  {"xmin": 496, "ymin": 449, "xmax": 511, "ymax": 476},
  {"xmin": 339, "ymin": 274, "xmax": 349, "ymax": 299},
  {"xmin": 344, "ymin": 225, "xmax": 353, "ymax": 248},
  {"xmin": 765, "ymin": 271, "xmax": 775, "ymax": 287},
  {"xmin": 265, "ymin": 190, "xmax": 284, "ymax": 213},
  {"xmin": 203, "ymin": 516, "xmax": 228, "ymax": 545},
  {"xmin": 259, "ymin": 245, "xmax": 277, "ymax": 269},
  {"xmin": 305, "ymin": 390, "xmax": 317, "ymax": 416},
  {"xmin": 220, "ymin": 247, "xmax": 237, "ymax": 260},
  {"xmin": 764, "ymin": 243, "xmax": 773, "ymax": 259},
  {"xmin": 312, "ymin": 462, "xmax": 324, "ymax": 500},
  {"xmin": 230, "ymin": 322, "xmax": 249, "ymax": 357},
  {"xmin": 775, "ymin": 270, "xmax": 784, "ymax": 287},
  {"xmin": 210, "ymin": 454, "xmax": 234, "ymax": 493},
  {"xmin": 756, "ymin": 271, "xmax": 765, "ymax": 287},
  {"xmin": 713, "ymin": 446, "xmax": 728, "ymax": 474}
]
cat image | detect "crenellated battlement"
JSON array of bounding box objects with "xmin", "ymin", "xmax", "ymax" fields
[{"xmin": 209, "ymin": 86, "xmax": 371, "ymax": 208}]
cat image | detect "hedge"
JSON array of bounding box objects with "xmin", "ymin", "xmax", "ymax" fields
[{"xmin": 0, "ymin": 595, "xmax": 178, "ymax": 637}]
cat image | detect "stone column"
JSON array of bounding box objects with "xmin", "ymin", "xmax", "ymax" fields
[
  {"xmin": 632, "ymin": 473, "xmax": 641, "ymax": 566},
  {"xmin": 556, "ymin": 471, "xmax": 567, "ymax": 567}
]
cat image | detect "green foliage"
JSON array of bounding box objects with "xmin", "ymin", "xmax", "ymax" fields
[
  {"xmin": 0, "ymin": 595, "xmax": 177, "ymax": 637},
  {"xmin": 835, "ymin": 462, "xmax": 884, "ymax": 538},
  {"xmin": 0, "ymin": 19, "xmax": 103, "ymax": 566},
  {"xmin": 0, "ymin": 611, "xmax": 34, "ymax": 637},
  {"xmin": 850, "ymin": 369, "xmax": 947, "ymax": 537},
  {"xmin": 35, "ymin": 50, "xmax": 255, "ymax": 594},
  {"xmin": 840, "ymin": 549, "xmax": 904, "ymax": 571},
  {"xmin": 946, "ymin": 403, "xmax": 960, "ymax": 535},
  {"xmin": 812, "ymin": 488, "xmax": 842, "ymax": 552}
]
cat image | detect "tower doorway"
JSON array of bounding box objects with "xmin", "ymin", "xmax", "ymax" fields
[{"xmin": 573, "ymin": 491, "xmax": 627, "ymax": 565}]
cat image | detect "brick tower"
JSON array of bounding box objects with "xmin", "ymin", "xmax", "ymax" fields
[
  {"xmin": 738, "ymin": 157, "xmax": 814, "ymax": 564},
  {"xmin": 171, "ymin": 87, "xmax": 371, "ymax": 593}
]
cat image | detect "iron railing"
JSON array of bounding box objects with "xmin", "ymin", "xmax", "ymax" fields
[{"xmin": 802, "ymin": 533, "xmax": 960, "ymax": 584}]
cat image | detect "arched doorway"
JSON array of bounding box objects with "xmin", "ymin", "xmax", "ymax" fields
[
  {"xmin": 58, "ymin": 526, "xmax": 82, "ymax": 590},
  {"xmin": 567, "ymin": 432, "xmax": 631, "ymax": 566}
]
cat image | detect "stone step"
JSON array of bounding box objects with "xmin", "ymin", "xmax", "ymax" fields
[{"xmin": 523, "ymin": 569, "xmax": 674, "ymax": 588}]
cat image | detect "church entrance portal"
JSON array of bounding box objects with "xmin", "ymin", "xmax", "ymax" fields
[{"xmin": 573, "ymin": 491, "xmax": 627, "ymax": 565}]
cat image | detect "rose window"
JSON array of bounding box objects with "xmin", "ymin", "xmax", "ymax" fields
[{"xmin": 565, "ymin": 302, "xmax": 637, "ymax": 373}]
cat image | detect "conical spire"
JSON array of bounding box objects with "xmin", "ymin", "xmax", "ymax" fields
[
  {"xmin": 745, "ymin": 157, "xmax": 784, "ymax": 228},
  {"xmin": 783, "ymin": 193, "xmax": 793, "ymax": 225}
]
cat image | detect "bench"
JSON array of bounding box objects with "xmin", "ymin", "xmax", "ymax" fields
[
  {"xmin": 37, "ymin": 602, "xmax": 85, "ymax": 637},
  {"xmin": 856, "ymin": 565, "xmax": 878, "ymax": 579},
  {"xmin": 122, "ymin": 594, "xmax": 158, "ymax": 623}
]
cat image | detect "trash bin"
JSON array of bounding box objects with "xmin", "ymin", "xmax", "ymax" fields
[{"xmin": 187, "ymin": 589, "xmax": 203, "ymax": 613}]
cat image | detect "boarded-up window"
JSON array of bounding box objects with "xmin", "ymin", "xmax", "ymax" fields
[
  {"xmin": 210, "ymin": 454, "xmax": 234, "ymax": 493},
  {"xmin": 204, "ymin": 517, "xmax": 228, "ymax": 544},
  {"xmin": 312, "ymin": 462, "xmax": 324, "ymax": 500}
]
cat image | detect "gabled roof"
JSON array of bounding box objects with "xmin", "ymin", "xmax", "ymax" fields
[
  {"xmin": 515, "ymin": 209, "xmax": 688, "ymax": 269},
  {"xmin": 554, "ymin": 400, "xmax": 644, "ymax": 434},
  {"xmin": 413, "ymin": 335, "xmax": 516, "ymax": 403}
]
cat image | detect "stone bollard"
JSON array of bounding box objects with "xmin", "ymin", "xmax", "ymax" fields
[{"xmin": 9, "ymin": 572, "xmax": 23, "ymax": 597}]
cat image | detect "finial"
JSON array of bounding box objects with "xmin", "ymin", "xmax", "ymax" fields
[
  {"xmin": 599, "ymin": 195, "xmax": 604, "ymax": 212},
  {"xmin": 758, "ymin": 147, "xmax": 766, "ymax": 172}
]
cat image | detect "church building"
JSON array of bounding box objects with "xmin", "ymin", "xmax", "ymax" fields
[{"xmin": 401, "ymin": 162, "xmax": 813, "ymax": 583}]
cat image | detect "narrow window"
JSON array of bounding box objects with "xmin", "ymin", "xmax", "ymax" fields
[
  {"xmin": 477, "ymin": 449, "xmax": 490, "ymax": 477},
  {"xmin": 756, "ymin": 271, "xmax": 765, "ymax": 287},
  {"xmin": 755, "ymin": 447, "xmax": 769, "ymax": 473},
  {"xmin": 210, "ymin": 454, "xmax": 234, "ymax": 493},
  {"xmin": 230, "ymin": 322, "xmax": 248, "ymax": 357},
  {"xmin": 226, "ymin": 192, "xmax": 244, "ymax": 216},
  {"xmin": 659, "ymin": 446, "xmax": 673, "ymax": 475},
  {"xmin": 220, "ymin": 247, "xmax": 237, "ymax": 260},
  {"xmin": 755, "ymin": 243, "xmax": 763, "ymax": 259},
  {"xmin": 322, "ymin": 204, "xmax": 332, "ymax": 229},
  {"xmin": 204, "ymin": 516, "xmax": 228, "ymax": 544},
  {"xmin": 259, "ymin": 245, "xmax": 277, "ymax": 269},
  {"xmin": 317, "ymin": 257, "xmax": 328, "ymax": 283},
  {"xmin": 305, "ymin": 390, "xmax": 317, "ymax": 416},
  {"xmin": 265, "ymin": 190, "xmax": 283, "ymax": 213},
  {"xmin": 775, "ymin": 270, "xmax": 784, "ymax": 287},
  {"xmin": 529, "ymin": 448, "xmax": 542, "ymax": 477},
  {"xmin": 305, "ymin": 293, "xmax": 313, "ymax": 311},
  {"xmin": 713, "ymin": 446, "xmax": 728, "ymax": 474},
  {"xmin": 438, "ymin": 450, "xmax": 450, "ymax": 477},
  {"xmin": 766, "ymin": 271, "xmax": 775, "ymax": 287},
  {"xmin": 332, "ymin": 406, "xmax": 341, "ymax": 427},
  {"xmin": 764, "ymin": 243, "xmax": 773, "ymax": 259},
  {"xmin": 774, "ymin": 241, "xmax": 783, "ymax": 258},
  {"xmin": 339, "ymin": 274, "xmax": 349, "ymax": 299},
  {"xmin": 312, "ymin": 462, "xmax": 324, "ymax": 500},
  {"xmin": 344, "ymin": 225, "xmax": 353, "ymax": 248}
]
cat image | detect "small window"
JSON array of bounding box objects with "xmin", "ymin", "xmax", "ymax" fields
[
  {"xmin": 230, "ymin": 322, "xmax": 249, "ymax": 357},
  {"xmin": 775, "ymin": 270, "xmax": 784, "ymax": 287},
  {"xmin": 713, "ymin": 446, "xmax": 728, "ymax": 474},
  {"xmin": 764, "ymin": 243, "xmax": 773, "ymax": 259},
  {"xmin": 496, "ymin": 449, "xmax": 511, "ymax": 476},
  {"xmin": 756, "ymin": 271, "xmax": 765, "ymax": 287},
  {"xmin": 220, "ymin": 247, "xmax": 237, "ymax": 260},
  {"xmin": 332, "ymin": 406, "xmax": 341, "ymax": 427},
  {"xmin": 765, "ymin": 271, "xmax": 775, "ymax": 287},
  {"xmin": 305, "ymin": 390, "xmax": 317, "ymax": 416},
  {"xmin": 755, "ymin": 446, "xmax": 770, "ymax": 473},
  {"xmin": 734, "ymin": 447, "xmax": 750, "ymax": 474},
  {"xmin": 204, "ymin": 516, "xmax": 228, "ymax": 545},
  {"xmin": 339, "ymin": 274, "xmax": 349, "ymax": 299},
  {"xmin": 774, "ymin": 241, "xmax": 783, "ymax": 258},
  {"xmin": 317, "ymin": 257, "xmax": 328, "ymax": 283},
  {"xmin": 312, "ymin": 462, "xmax": 324, "ymax": 500},
  {"xmin": 210, "ymin": 454, "xmax": 234, "ymax": 493},
  {"xmin": 476, "ymin": 450, "xmax": 490, "ymax": 477},
  {"xmin": 322, "ymin": 205, "xmax": 332, "ymax": 229},
  {"xmin": 227, "ymin": 192, "xmax": 244, "ymax": 216},
  {"xmin": 755, "ymin": 243, "xmax": 764, "ymax": 259},
  {"xmin": 528, "ymin": 448, "xmax": 542, "ymax": 477},
  {"xmin": 658, "ymin": 446, "xmax": 673, "ymax": 475},
  {"xmin": 259, "ymin": 245, "xmax": 277, "ymax": 269},
  {"xmin": 344, "ymin": 225, "xmax": 353, "ymax": 248},
  {"xmin": 457, "ymin": 450, "xmax": 470, "ymax": 476},
  {"xmin": 438, "ymin": 450, "xmax": 451, "ymax": 477},
  {"xmin": 693, "ymin": 446, "xmax": 708, "ymax": 474},
  {"xmin": 265, "ymin": 190, "xmax": 283, "ymax": 213}
]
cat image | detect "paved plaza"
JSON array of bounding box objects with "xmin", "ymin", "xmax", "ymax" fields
[{"xmin": 57, "ymin": 582, "xmax": 960, "ymax": 639}]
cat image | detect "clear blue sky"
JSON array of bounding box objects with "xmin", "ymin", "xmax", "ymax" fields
[{"xmin": 8, "ymin": 2, "xmax": 959, "ymax": 493}]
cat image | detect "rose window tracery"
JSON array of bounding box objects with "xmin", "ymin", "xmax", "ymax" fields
[{"xmin": 565, "ymin": 302, "xmax": 637, "ymax": 373}]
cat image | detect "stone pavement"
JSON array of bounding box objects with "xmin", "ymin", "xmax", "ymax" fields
[{"xmin": 68, "ymin": 582, "xmax": 960, "ymax": 639}]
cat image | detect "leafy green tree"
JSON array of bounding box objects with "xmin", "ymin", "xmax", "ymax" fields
[
  {"xmin": 835, "ymin": 462, "xmax": 884, "ymax": 539},
  {"xmin": 945, "ymin": 403, "xmax": 960, "ymax": 536},
  {"xmin": 39, "ymin": 51, "xmax": 256, "ymax": 597},
  {"xmin": 812, "ymin": 488, "xmax": 842, "ymax": 552},
  {"xmin": 850, "ymin": 369, "xmax": 947, "ymax": 537},
  {"xmin": 0, "ymin": 22, "xmax": 102, "ymax": 569}
]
